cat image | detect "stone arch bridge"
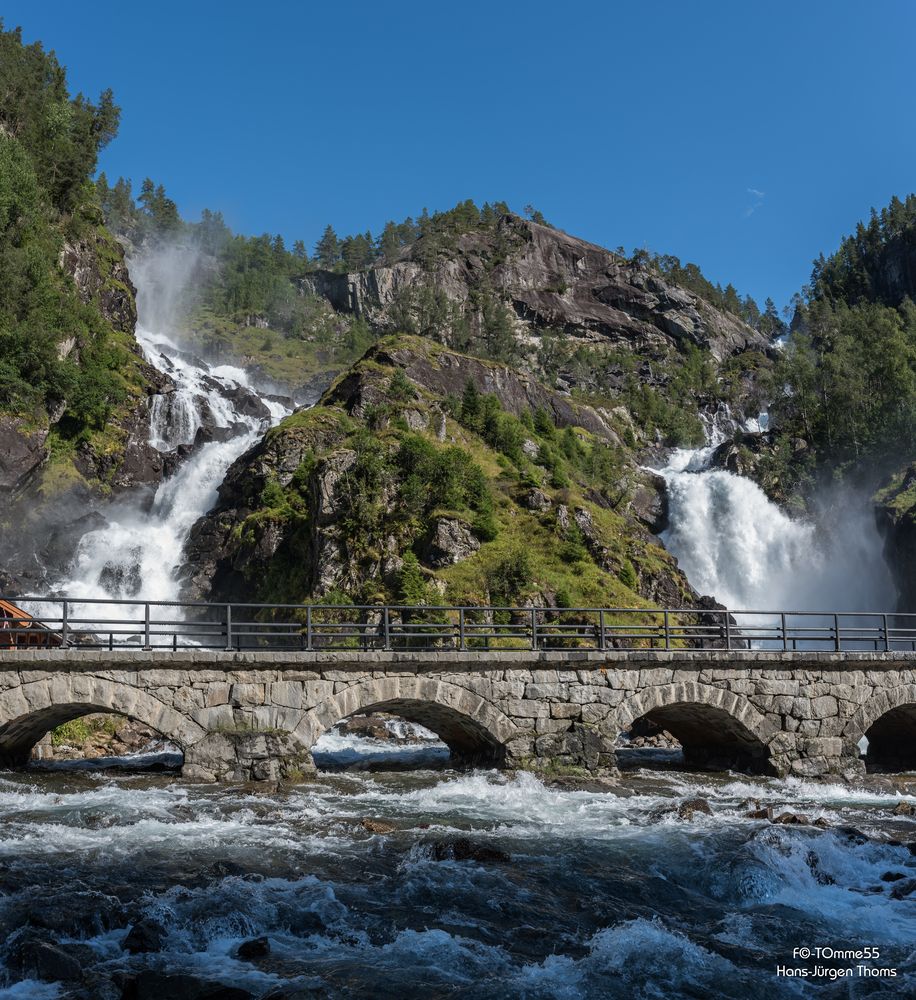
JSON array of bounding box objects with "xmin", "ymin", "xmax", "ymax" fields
[{"xmin": 2, "ymin": 648, "xmax": 915, "ymax": 781}]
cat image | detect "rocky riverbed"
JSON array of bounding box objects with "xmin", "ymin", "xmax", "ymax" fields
[{"xmin": 1, "ymin": 732, "xmax": 914, "ymax": 999}]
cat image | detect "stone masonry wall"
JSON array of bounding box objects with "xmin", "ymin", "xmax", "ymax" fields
[{"xmin": 0, "ymin": 650, "xmax": 914, "ymax": 781}]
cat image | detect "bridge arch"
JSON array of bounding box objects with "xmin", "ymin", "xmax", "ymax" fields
[
  {"xmin": 0, "ymin": 676, "xmax": 206, "ymax": 766},
  {"xmin": 844, "ymin": 684, "xmax": 916, "ymax": 771},
  {"xmin": 614, "ymin": 682, "xmax": 778, "ymax": 774},
  {"xmin": 297, "ymin": 676, "xmax": 519, "ymax": 767}
]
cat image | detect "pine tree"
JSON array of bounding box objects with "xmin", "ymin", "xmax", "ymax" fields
[{"xmin": 315, "ymin": 224, "xmax": 340, "ymax": 268}]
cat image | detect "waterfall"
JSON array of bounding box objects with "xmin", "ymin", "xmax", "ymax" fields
[
  {"xmin": 56, "ymin": 328, "xmax": 290, "ymax": 607},
  {"xmin": 50, "ymin": 241, "xmax": 293, "ymax": 611},
  {"xmin": 657, "ymin": 424, "xmax": 897, "ymax": 613}
]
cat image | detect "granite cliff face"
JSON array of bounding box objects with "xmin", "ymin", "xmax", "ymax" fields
[
  {"xmin": 874, "ymin": 465, "xmax": 916, "ymax": 611},
  {"xmin": 182, "ymin": 336, "xmax": 698, "ymax": 613},
  {"xmin": 300, "ymin": 215, "xmax": 768, "ymax": 363}
]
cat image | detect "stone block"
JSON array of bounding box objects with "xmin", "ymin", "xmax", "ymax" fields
[
  {"xmin": 550, "ymin": 703, "xmax": 582, "ymax": 719},
  {"xmin": 524, "ymin": 683, "xmax": 566, "ymax": 700},
  {"xmin": 230, "ymin": 683, "xmax": 266, "ymax": 706},
  {"xmin": 507, "ymin": 699, "xmax": 549, "ymax": 719}
]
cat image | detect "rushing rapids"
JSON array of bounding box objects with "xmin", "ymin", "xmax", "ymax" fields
[{"xmin": 0, "ymin": 737, "xmax": 914, "ymax": 997}]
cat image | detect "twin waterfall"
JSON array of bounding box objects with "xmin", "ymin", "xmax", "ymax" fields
[{"xmin": 50, "ymin": 251, "xmax": 897, "ymax": 615}]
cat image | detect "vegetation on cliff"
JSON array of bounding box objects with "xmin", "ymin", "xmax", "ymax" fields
[
  {"xmin": 183, "ymin": 336, "xmax": 693, "ymax": 614},
  {"xmin": 0, "ymin": 22, "xmax": 159, "ymax": 504},
  {"xmin": 751, "ymin": 194, "xmax": 916, "ymax": 505},
  {"xmin": 0, "ymin": 23, "xmax": 145, "ymax": 432}
]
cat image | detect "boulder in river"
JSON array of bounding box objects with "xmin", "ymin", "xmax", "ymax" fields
[
  {"xmin": 10, "ymin": 934, "xmax": 83, "ymax": 984},
  {"xmin": 122, "ymin": 917, "xmax": 166, "ymax": 954},
  {"xmin": 430, "ymin": 838, "xmax": 511, "ymax": 863},
  {"xmin": 361, "ymin": 818, "xmax": 397, "ymax": 835},
  {"xmin": 677, "ymin": 797, "xmax": 713, "ymax": 819},
  {"xmin": 890, "ymin": 878, "xmax": 916, "ymax": 900},
  {"xmin": 119, "ymin": 972, "xmax": 254, "ymax": 1000},
  {"xmin": 237, "ymin": 935, "xmax": 270, "ymax": 960}
]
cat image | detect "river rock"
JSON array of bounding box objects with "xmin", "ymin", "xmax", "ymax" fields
[
  {"xmin": 889, "ymin": 878, "xmax": 916, "ymax": 900},
  {"xmin": 880, "ymin": 871, "xmax": 907, "ymax": 882},
  {"xmin": 237, "ymin": 936, "xmax": 270, "ymax": 960},
  {"xmin": 430, "ymin": 838, "xmax": 510, "ymax": 863},
  {"xmin": 10, "ymin": 934, "xmax": 83, "ymax": 983},
  {"xmin": 119, "ymin": 972, "xmax": 254, "ymax": 1000},
  {"xmin": 122, "ymin": 917, "xmax": 166, "ymax": 954},
  {"xmin": 677, "ymin": 797, "xmax": 713, "ymax": 819},
  {"xmin": 361, "ymin": 818, "xmax": 397, "ymax": 835},
  {"xmin": 892, "ymin": 801, "xmax": 915, "ymax": 816}
]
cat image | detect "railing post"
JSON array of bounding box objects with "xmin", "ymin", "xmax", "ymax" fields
[
  {"xmin": 883, "ymin": 613, "xmax": 890, "ymax": 652},
  {"xmin": 724, "ymin": 613, "xmax": 731, "ymax": 650},
  {"xmin": 225, "ymin": 603, "xmax": 233, "ymax": 652},
  {"xmin": 383, "ymin": 606, "xmax": 390, "ymax": 651},
  {"xmin": 833, "ymin": 612, "xmax": 840, "ymax": 652},
  {"xmin": 306, "ymin": 606, "xmax": 312, "ymax": 651},
  {"xmin": 60, "ymin": 600, "xmax": 68, "ymax": 648},
  {"xmin": 458, "ymin": 608, "xmax": 466, "ymax": 651},
  {"xmin": 781, "ymin": 612, "xmax": 787, "ymax": 652},
  {"xmin": 598, "ymin": 609, "xmax": 606, "ymax": 651},
  {"xmin": 664, "ymin": 610, "xmax": 670, "ymax": 650},
  {"xmin": 143, "ymin": 603, "xmax": 151, "ymax": 651},
  {"xmin": 531, "ymin": 607, "xmax": 538, "ymax": 651}
]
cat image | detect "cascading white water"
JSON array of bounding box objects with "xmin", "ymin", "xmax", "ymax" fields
[
  {"xmin": 56, "ymin": 327, "xmax": 290, "ymax": 607},
  {"xmin": 51, "ymin": 239, "xmax": 293, "ymax": 612},
  {"xmin": 657, "ymin": 415, "xmax": 897, "ymax": 612}
]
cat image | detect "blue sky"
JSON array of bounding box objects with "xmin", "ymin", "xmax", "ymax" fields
[{"xmin": 5, "ymin": 0, "xmax": 915, "ymax": 310}]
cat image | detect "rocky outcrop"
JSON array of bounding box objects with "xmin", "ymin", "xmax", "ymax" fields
[
  {"xmin": 300, "ymin": 215, "xmax": 770, "ymax": 363},
  {"xmin": 875, "ymin": 464, "xmax": 916, "ymax": 611},
  {"xmin": 0, "ymin": 416, "xmax": 50, "ymax": 493},
  {"xmin": 60, "ymin": 229, "xmax": 137, "ymax": 334},
  {"xmin": 330, "ymin": 338, "xmax": 621, "ymax": 443},
  {"xmin": 422, "ymin": 518, "xmax": 479, "ymax": 567},
  {"xmin": 182, "ymin": 335, "xmax": 697, "ymax": 612}
]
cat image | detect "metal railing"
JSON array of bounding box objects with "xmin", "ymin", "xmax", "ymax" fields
[{"xmin": 1, "ymin": 597, "xmax": 915, "ymax": 654}]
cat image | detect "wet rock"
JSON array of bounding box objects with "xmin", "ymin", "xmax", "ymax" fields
[
  {"xmin": 889, "ymin": 878, "xmax": 916, "ymax": 900},
  {"xmin": 772, "ymin": 812, "xmax": 811, "ymax": 826},
  {"xmin": 834, "ymin": 826, "xmax": 870, "ymax": 846},
  {"xmin": 361, "ymin": 818, "xmax": 397, "ymax": 835},
  {"xmin": 24, "ymin": 889, "xmax": 124, "ymax": 935},
  {"xmin": 880, "ymin": 871, "xmax": 907, "ymax": 882},
  {"xmin": 677, "ymin": 797, "xmax": 712, "ymax": 820},
  {"xmin": 122, "ymin": 917, "xmax": 166, "ymax": 954},
  {"xmin": 892, "ymin": 801, "xmax": 915, "ymax": 816},
  {"xmin": 237, "ymin": 936, "xmax": 270, "ymax": 960},
  {"xmin": 208, "ymin": 860, "xmax": 248, "ymax": 878},
  {"xmin": 120, "ymin": 973, "xmax": 254, "ymax": 1000},
  {"xmin": 11, "ymin": 934, "xmax": 84, "ymax": 983},
  {"xmin": 745, "ymin": 807, "xmax": 771, "ymax": 820},
  {"xmin": 260, "ymin": 988, "xmax": 331, "ymax": 1000},
  {"xmin": 430, "ymin": 838, "xmax": 511, "ymax": 863},
  {"xmin": 0, "ymin": 415, "xmax": 49, "ymax": 494},
  {"xmin": 337, "ymin": 714, "xmax": 393, "ymax": 740},
  {"xmin": 804, "ymin": 850, "xmax": 836, "ymax": 886}
]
